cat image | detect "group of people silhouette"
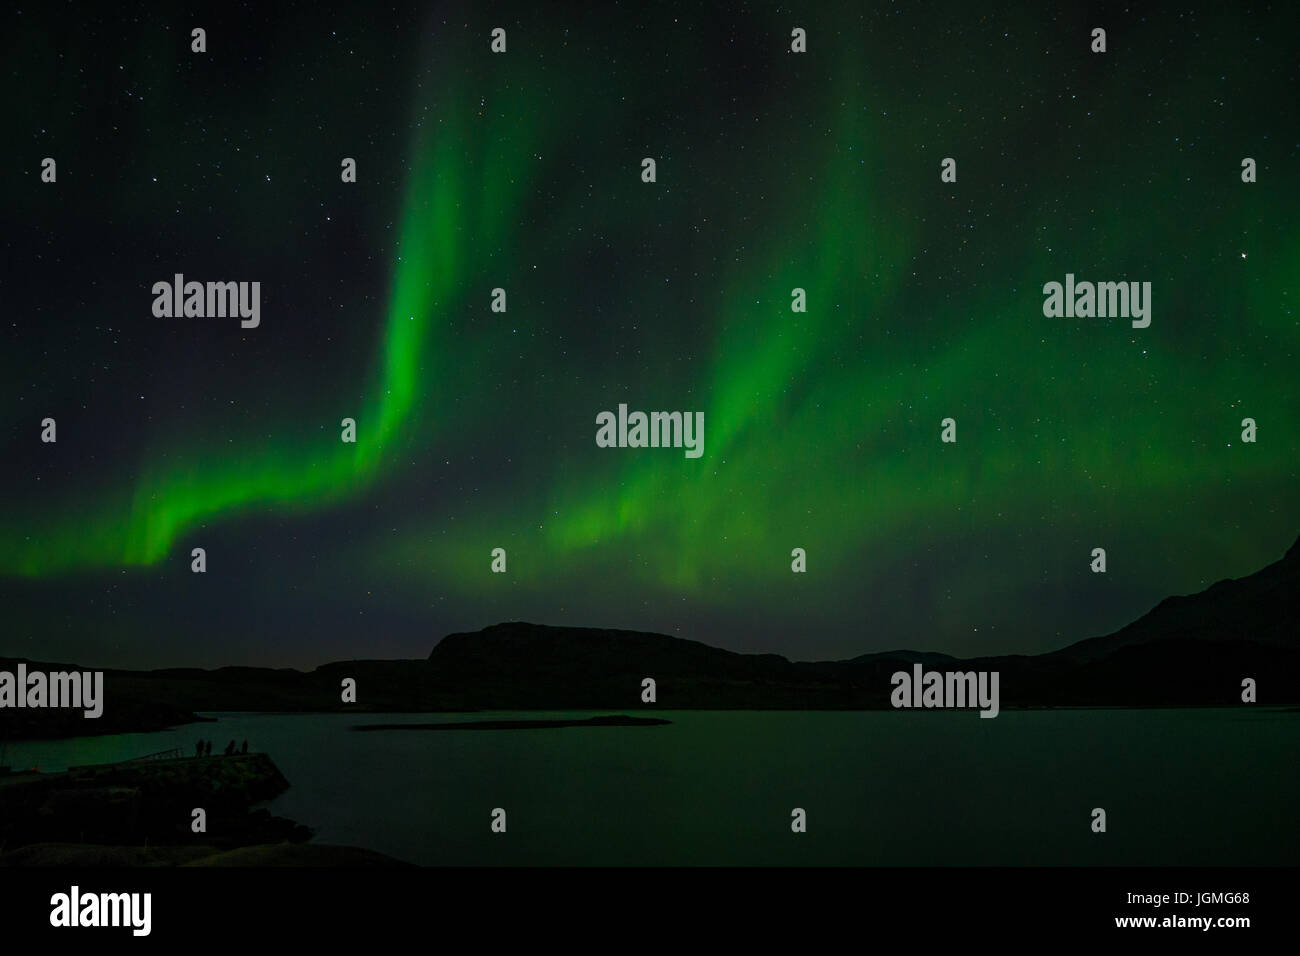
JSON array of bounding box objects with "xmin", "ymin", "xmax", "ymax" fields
[{"xmin": 194, "ymin": 738, "xmax": 248, "ymax": 757}]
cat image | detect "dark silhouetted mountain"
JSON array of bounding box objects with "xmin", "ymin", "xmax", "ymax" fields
[
  {"xmin": 3, "ymin": 534, "xmax": 1296, "ymax": 736},
  {"xmin": 1047, "ymin": 534, "xmax": 1300, "ymax": 664},
  {"xmin": 843, "ymin": 650, "xmax": 958, "ymax": 666},
  {"xmin": 424, "ymin": 622, "xmax": 824, "ymax": 707}
]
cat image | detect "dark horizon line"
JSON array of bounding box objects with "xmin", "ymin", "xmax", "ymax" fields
[{"xmin": 4, "ymin": 529, "xmax": 1296, "ymax": 675}]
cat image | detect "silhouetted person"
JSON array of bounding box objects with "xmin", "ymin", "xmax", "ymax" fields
[
  {"xmin": 240, "ymin": 739, "xmax": 248, "ymax": 754},
  {"xmin": 195, "ymin": 740, "xmax": 203, "ymax": 758},
  {"xmin": 204, "ymin": 740, "xmax": 212, "ymax": 756},
  {"xmin": 224, "ymin": 740, "xmax": 235, "ymax": 756}
]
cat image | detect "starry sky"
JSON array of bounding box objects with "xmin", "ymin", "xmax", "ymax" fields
[{"xmin": 2, "ymin": 1, "xmax": 1297, "ymax": 669}]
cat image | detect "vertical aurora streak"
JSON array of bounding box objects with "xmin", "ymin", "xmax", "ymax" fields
[{"xmin": 1, "ymin": 3, "xmax": 1296, "ymax": 664}]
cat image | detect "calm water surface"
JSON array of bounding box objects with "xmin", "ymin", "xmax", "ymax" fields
[{"xmin": 6, "ymin": 709, "xmax": 1295, "ymax": 865}]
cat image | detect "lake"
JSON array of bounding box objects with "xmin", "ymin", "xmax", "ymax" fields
[{"xmin": 4, "ymin": 708, "xmax": 1295, "ymax": 865}]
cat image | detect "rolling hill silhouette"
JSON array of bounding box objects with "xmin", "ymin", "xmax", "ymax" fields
[{"xmin": 4, "ymin": 535, "xmax": 1296, "ymax": 736}]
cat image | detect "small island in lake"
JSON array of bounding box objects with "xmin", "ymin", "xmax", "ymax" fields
[{"xmin": 353, "ymin": 714, "xmax": 672, "ymax": 731}]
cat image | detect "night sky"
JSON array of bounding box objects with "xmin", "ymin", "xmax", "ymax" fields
[{"xmin": 2, "ymin": 2, "xmax": 1296, "ymax": 669}]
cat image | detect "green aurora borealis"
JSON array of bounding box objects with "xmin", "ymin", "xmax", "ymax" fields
[{"xmin": 2, "ymin": 2, "xmax": 1297, "ymax": 667}]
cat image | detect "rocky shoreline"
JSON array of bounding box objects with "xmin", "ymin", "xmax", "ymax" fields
[{"xmin": 0, "ymin": 752, "xmax": 404, "ymax": 866}]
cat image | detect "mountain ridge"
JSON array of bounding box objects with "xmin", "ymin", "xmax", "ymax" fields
[{"xmin": 3, "ymin": 534, "xmax": 1296, "ymax": 736}]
